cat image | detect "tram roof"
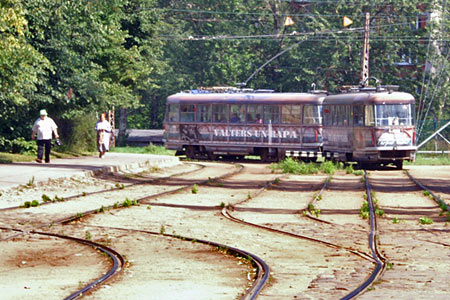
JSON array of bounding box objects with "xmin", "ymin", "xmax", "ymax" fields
[
  {"xmin": 167, "ymin": 92, "xmax": 325, "ymax": 105},
  {"xmin": 323, "ymin": 91, "xmax": 415, "ymax": 105}
]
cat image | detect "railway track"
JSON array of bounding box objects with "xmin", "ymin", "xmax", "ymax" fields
[
  {"xmin": 0, "ymin": 162, "xmax": 268, "ymax": 299},
  {"xmin": 217, "ymin": 169, "xmax": 385, "ymax": 299},
  {"xmin": 0, "ymin": 161, "xmax": 449, "ymax": 299},
  {"xmin": 357, "ymin": 169, "xmax": 450, "ymax": 299},
  {"xmin": 56, "ymin": 163, "xmax": 370, "ymax": 299}
]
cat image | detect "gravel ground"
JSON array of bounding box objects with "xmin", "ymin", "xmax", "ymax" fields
[{"xmin": 0, "ymin": 163, "xmax": 448, "ymax": 299}]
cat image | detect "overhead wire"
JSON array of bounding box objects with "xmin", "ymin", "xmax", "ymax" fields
[
  {"xmin": 156, "ymin": 20, "xmax": 427, "ymax": 41},
  {"xmin": 417, "ymin": 3, "xmax": 450, "ymax": 140},
  {"xmin": 417, "ymin": 1, "xmax": 449, "ymax": 137},
  {"xmin": 417, "ymin": 48, "xmax": 450, "ymax": 139},
  {"xmin": 417, "ymin": 32, "xmax": 434, "ymax": 131},
  {"xmin": 141, "ymin": 0, "xmax": 440, "ymax": 14}
]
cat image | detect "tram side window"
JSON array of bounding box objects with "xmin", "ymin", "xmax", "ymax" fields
[
  {"xmin": 247, "ymin": 104, "xmax": 263, "ymax": 123},
  {"xmin": 303, "ymin": 105, "xmax": 321, "ymax": 125},
  {"xmin": 342, "ymin": 105, "xmax": 349, "ymax": 126},
  {"xmin": 263, "ymin": 105, "xmax": 280, "ymax": 124},
  {"xmin": 353, "ymin": 105, "xmax": 364, "ymax": 126},
  {"xmin": 282, "ymin": 105, "xmax": 301, "ymax": 124},
  {"xmin": 332, "ymin": 106, "xmax": 339, "ymax": 126},
  {"xmin": 212, "ymin": 104, "xmax": 228, "ymax": 123},
  {"xmin": 364, "ymin": 105, "xmax": 375, "ymax": 126},
  {"xmin": 167, "ymin": 104, "xmax": 180, "ymax": 122},
  {"xmin": 230, "ymin": 104, "xmax": 245, "ymax": 123},
  {"xmin": 322, "ymin": 105, "xmax": 332, "ymax": 126},
  {"xmin": 180, "ymin": 105, "xmax": 195, "ymax": 122},
  {"xmin": 196, "ymin": 104, "xmax": 211, "ymax": 123},
  {"xmin": 347, "ymin": 105, "xmax": 353, "ymax": 126},
  {"xmin": 337, "ymin": 106, "xmax": 344, "ymax": 126}
]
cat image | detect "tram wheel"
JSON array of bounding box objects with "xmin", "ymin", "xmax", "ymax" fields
[
  {"xmin": 260, "ymin": 148, "xmax": 275, "ymax": 163},
  {"xmin": 207, "ymin": 151, "xmax": 218, "ymax": 160},
  {"xmin": 185, "ymin": 146, "xmax": 195, "ymax": 159}
]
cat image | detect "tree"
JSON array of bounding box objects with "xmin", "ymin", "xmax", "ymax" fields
[{"xmin": 0, "ymin": 0, "xmax": 51, "ymax": 140}]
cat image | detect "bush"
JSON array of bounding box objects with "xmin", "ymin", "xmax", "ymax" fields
[
  {"xmin": 0, "ymin": 137, "xmax": 37, "ymax": 154},
  {"xmin": 320, "ymin": 161, "xmax": 337, "ymax": 175},
  {"xmin": 66, "ymin": 113, "xmax": 98, "ymax": 153},
  {"xmin": 272, "ymin": 157, "xmax": 320, "ymax": 174}
]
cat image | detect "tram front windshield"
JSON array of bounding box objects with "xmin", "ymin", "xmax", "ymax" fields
[{"xmin": 375, "ymin": 104, "xmax": 414, "ymax": 126}]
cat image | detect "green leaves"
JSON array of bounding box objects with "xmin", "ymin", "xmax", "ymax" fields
[{"xmin": 0, "ymin": 0, "xmax": 448, "ymax": 147}]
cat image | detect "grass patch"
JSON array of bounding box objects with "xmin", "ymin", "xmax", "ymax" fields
[
  {"xmin": 0, "ymin": 153, "xmax": 36, "ymax": 163},
  {"xmin": 111, "ymin": 144, "xmax": 175, "ymax": 156},
  {"xmin": 419, "ymin": 216, "xmax": 433, "ymax": 225},
  {"xmin": 405, "ymin": 154, "xmax": 450, "ymax": 165},
  {"xmin": 270, "ymin": 157, "xmax": 345, "ymax": 175},
  {"xmin": 0, "ymin": 150, "xmax": 92, "ymax": 164}
]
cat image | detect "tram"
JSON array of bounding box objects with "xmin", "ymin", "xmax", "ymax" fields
[
  {"xmin": 322, "ymin": 86, "xmax": 417, "ymax": 169},
  {"xmin": 163, "ymin": 87, "xmax": 325, "ymax": 162}
]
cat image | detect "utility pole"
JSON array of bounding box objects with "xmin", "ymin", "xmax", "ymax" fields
[{"xmin": 360, "ymin": 12, "xmax": 370, "ymax": 87}]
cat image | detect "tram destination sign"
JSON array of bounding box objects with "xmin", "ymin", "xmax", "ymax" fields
[{"xmin": 213, "ymin": 128, "xmax": 297, "ymax": 139}]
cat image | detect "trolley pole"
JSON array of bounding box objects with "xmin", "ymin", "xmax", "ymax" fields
[{"xmin": 360, "ymin": 12, "xmax": 370, "ymax": 87}]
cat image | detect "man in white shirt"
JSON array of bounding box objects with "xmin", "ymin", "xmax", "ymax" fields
[{"xmin": 31, "ymin": 109, "xmax": 59, "ymax": 163}]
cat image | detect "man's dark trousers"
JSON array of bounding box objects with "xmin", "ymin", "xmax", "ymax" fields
[{"xmin": 37, "ymin": 139, "xmax": 52, "ymax": 163}]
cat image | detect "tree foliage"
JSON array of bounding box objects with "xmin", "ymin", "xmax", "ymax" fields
[{"xmin": 0, "ymin": 0, "xmax": 448, "ymax": 151}]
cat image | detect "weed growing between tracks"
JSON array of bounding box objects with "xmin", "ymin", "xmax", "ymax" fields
[
  {"xmin": 419, "ymin": 217, "xmax": 434, "ymax": 225},
  {"xmin": 307, "ymin": 203, "xmax": 321, "ymax": 217},
  {"xmin": 122, "ymin": 198, "xmax": 139, "ymax": 207},
  {"xmin": 392, "ymin": 217, "xmax": 403, "ymax": 224},
  {"xmin": 360, "ymin": 192, "xmax": 384, "ymax": 219},
  {"xmin": 23, "ymin": 200, "xmax": 40, "ymax": 208},
  {"xmin": 270, "ymin": 157, "xmax": 345, "ymax": 175},
  {"xmin": 344, "ymin": 163, "xmax": 365, "ymax": 176},
  {"xmin": 26, "ymin": 176, "xmax": 35, "ymax": 188}
]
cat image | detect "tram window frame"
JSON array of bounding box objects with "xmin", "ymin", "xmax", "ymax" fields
[
  {"xmin": 375, "ymin": 104, "xmax": 414, "ymax": 126},
  {"xmin": 364, "ymin": 105, "xmax": 375, "ymax": 126},
  {"xmin": 167, "ymin": 104, "xmax": 180, "ymax": 122},
  {"xmin": 196, "ymin": 104, "xmax": 211, "ymax": 123},
  {"xmin": 332, "ymin": 105, "xmax": 338, "ymax": 126},
  {"xmin": 322, "ymin": 105, "xmax": 332, "ymax": 126},
  {"xmin": 230, "ymin": 104, "xmax": 245, "ymax": 123},
  {"xmin": 180, "ymin": 104, "xmax": 195, "ymax": 122},
  {"xmin": 212, "ymin": 104, "xmax": 228, "ymax": 123},
  {"xmin": 353, "ymin": 105, "xmax": 364, "ymax": 126},
  {"xmin": 336, "ymin": 105, "xmax": 344, "ymax": 126},
  {"xmin": 282, "ymin": 104, "xmax": 302, "ymax": 124},
  {"xmin": 347, "ymin": 105, "xmax": 353, "ymax": 126},
  {"xmin": 246, "ymin": 104, "xmax": 263, "ymax": 124},
  {"xmin": 342, "ymin": 105, "xmax": 349, "ymax": 126},
  {"xmin": 303, "ymin": 105, "xmax": 321, "ymax": 125},
  {"xmin": 263, "ymin": 105, "xmax": 280, "ymax": 124}
]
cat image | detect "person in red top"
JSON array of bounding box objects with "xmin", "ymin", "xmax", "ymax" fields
[{"xmin": 31, "ymin": 109, "xmax": 59, "ymax": 163}]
